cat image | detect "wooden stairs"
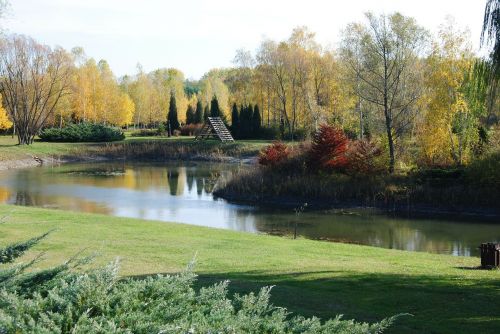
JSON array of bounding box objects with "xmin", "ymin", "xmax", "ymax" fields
[{"xmin": 195, "ymin": 117, "xmax": 234, "ymax": 142}]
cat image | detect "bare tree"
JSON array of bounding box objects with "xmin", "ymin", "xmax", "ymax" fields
[
  {"xmin": 340, "ymin": 13, "xmax": 428, "ymax": 172},
  {"xmin": 0, "ymin": 35, "xmax": 72, "ymax": 145}
]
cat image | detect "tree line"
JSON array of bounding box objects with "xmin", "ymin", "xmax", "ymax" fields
[{"xmin": 0, "ymin": 3, "xmax": 498, "ymax": 172}]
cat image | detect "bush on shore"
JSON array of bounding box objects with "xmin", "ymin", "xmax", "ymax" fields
[
  {"xmin": 40, "ymin": 123, "xmax": 125, "ymax": 142},
  {"xmin": 131, "ymin": 128, "xmax": 161, "ymax": 137},
  {"xmin": 130, "ymin": 124, "xmax": 168, "ymax": 137},
  {"xmin": 258, "ymin": 125, "xmax": 384, "ymax": 176},
  {"xmin": 307, "ymin": 124, "xmax": 349, "ymax": 172},
  {"xmin": 216, "ymin": 125, "xmax": 500, "ymax": 212},
  {"xmin": 258, "ymin": 141, "xmax": 291, "ymax": 167},
  {"xmin": 180, "ymin": 123, "xmax": 203, "ymax": 136}
]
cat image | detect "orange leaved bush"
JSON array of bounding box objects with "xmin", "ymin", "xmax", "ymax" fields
[
  {"xmin": 308, "ymin": 124, "xmax": 349, "ymax": 172},
  {"xmin": 258, "ymin": 141, "xmax": 290, "ymax": 167},
  {"xmin": 346, "ymin": 139, "xmax": 383, "ymax": 175}
]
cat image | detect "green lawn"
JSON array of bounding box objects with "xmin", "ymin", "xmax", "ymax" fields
[
  {"xmin": 0, "ymin": 135, "xmax": 270, "ymax": 163},
  {"xmin": 0, "ymin": 204, "xmax": 498, "ymax": 334},
  {"xmin": 0, "ymin": 135, "xmax": 82, "ymax": 162}
]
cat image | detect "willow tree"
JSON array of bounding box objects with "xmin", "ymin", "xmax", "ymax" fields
[
  {"xmin": 482, "ymin": 0, "xmax": 500, "ymax": 77},
  {"xmin": 481, "ymin": 0, "xmax": 500, "ymax": 115},
  {"xmin": 420, "ymin": 19, "xmax": 477, "ymax": 165},
  {"xmin": 340, "ymin": 13, "xmax": 427, "ymax": 172},
  {"xmin": 0, "ymin": 35, "xmax": 72, "ymax": 145}
]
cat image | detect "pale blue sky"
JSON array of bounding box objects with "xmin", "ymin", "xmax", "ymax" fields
[{"xmin": 4, "ymin": 0, "xmax": 486, "ymax": 79}]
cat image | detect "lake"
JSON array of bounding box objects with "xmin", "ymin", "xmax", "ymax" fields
[{"xmin": 0, "ymin": 162, "xmax": 498, "ymax": 257}]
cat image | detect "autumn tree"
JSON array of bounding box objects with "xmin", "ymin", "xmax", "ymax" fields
[
  {"xmin": 150, "ymin": 68, "xmax": 188, "ymax": 124},
  {"xmin": 340, "ymin": 13, "xmax": 428, "ymax": 172},
  {"xmin": 421, "ymin": 19, "xmax": 480, "ymax": 165},
  {"xmin": 70, "ymin": 56, "xmax": 134, "ymax": 127},
  {"xmin": 125, "ymin": 66, "xmax": 187, "ymax": 128},
  {"xmin": 254, "ymin": 27, "xmax": 354, "ymax": 140},
  {"xmin": 257, "ymin": 39, "xmax": 291, "ymax": 138},
  {"xmin": 0, "ymin": 95, "xmax": 12, "ymax": 130},
  {"xmin": 199, "ymin": 69, "xmax": 229, "ymax": 118},
  {"xmin": 482, "ymin": 0, "xmax": 500, "ymax": 80},
  {"xmin": 98, "ymin": 60, "xmax": 134, "ymax": 126},
  {"xmin": 228, "ymin": 49, "xmax": 255, "ymax": 105},
  {"xmin": 0, "ymin": 35, "xmax": 72, "ymax": 145},
  {"xmin": 128, "ymin": 65, "xmax": 152, "ymax": 127}
]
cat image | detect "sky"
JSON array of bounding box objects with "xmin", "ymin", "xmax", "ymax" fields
[{"xmin": 3, "ymin": 0, "xmax": 487, "ymax": 80}]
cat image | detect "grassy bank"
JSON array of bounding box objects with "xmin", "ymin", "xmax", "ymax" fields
[
  {"xmin": 0, "ymin": 204, "xmax": 498, "ymax": 333},
  {"xmin": 0, "ymin": 135, "xmax": 269, "ymax": 167}
]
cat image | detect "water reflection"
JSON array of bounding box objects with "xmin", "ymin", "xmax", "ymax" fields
[{"xmin": 0, "ymin": 162, "xmax": 499, "ymax": 257}]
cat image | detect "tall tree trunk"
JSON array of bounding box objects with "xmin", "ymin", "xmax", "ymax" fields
[
  {"xmin": 383, "ymin": 55, "xmax": 395, "ymax": 173},
  {"xmin": 357, "ymin": 98, "xmax": 363, "ymax": 139},
  {"xmin": 386, "ymin": 124, "xmax": 395, "ymax": 173},
  {"xmin": 384, "ymin": 102, "xmax": 395, "ymax": 173},
  {"xmin": 267, "ymin": 86, "xmax": 270, "ymax": 127}
]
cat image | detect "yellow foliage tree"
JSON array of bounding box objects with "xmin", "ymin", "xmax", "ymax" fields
[
  {"xmin": 420, "ymin": 18, "xmax": 475, "ymax": 166},
  {"xmin": 0, "ymin": 95, "xmax": 12, "ymax": 130},
  {"xmin": 70, "ymin": 57, "xmax": 134, "ymax": 127}
]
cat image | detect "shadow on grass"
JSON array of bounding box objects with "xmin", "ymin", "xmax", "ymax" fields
[
  {"xmin": 129, "ymin": 269, "xmax": 500, "ymax": 334},
  {"xmin": 0, "ymin": 142, "xmax": 19, "ymax": 147},
  {"xmin": 455, "ymin": 266, "xmax": 488, "ymax": 270}
]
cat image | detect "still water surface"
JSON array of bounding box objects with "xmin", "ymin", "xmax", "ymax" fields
[{"xmin": 0, "ymin": 162, "xmax": 499, "ymax": 257}]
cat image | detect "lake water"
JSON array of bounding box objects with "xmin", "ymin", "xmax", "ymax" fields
[{"xmin": 0, "ymin": 162, "xmax": 498, "ymax": 257}]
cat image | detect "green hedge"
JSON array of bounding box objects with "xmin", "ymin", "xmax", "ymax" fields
[{"xmin": 40, "ymin": 123, "xmax": 125, "ymax": 142}]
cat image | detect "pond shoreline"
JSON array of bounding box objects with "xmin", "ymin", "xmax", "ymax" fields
[
  {"xmin": 215, "ymin": 191, "xmax": 500, "ymax": 222},
  {"xmin": 3, "ymin": 154, "xmax": 499, "ymax": 221},
  {"xmin": 0, "ymin": 140, "xmax": 259, "ymax": 171},
  {"xmin": 1, "ymin": 139, "xmax": 498, "ymax": 221}
]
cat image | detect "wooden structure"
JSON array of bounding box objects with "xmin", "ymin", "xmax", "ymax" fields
[{"xmin": 195, "ymin": 117, "xmax": 234, "ymax": 142}]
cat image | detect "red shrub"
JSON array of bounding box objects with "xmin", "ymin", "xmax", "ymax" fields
[
  {"xmin": 308, "ymin": 124, "xmax": 349, "ymax": 172},
  {"xmin": 346, "ymin": 139, "xmax": 383, "ymax": 175},
  {"xmin": 258, "ymin": 141, "xmax": 291, "ymax": 167}
]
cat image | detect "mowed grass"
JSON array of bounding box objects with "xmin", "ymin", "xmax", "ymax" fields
[
  {"xmin": 0, "ymin": 135, "xmax": 270, "ymax": 163},
  {"xmin": 0, "ymin": 205, "xmax": 498, "ymax": 333},
  {"xmin": 0, "ymin": 135, "xmax": 83, "ymax": 161}
]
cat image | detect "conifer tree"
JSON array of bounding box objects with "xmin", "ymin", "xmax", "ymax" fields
[
  {"xmin": 239, "ymin": 105, "xmax": 246, "ymax": 138},
  {"xmin": 186, "ymin": 105, "xmax": 195, "ymax": 125},
  {"xmin": 195, "ymin": 100, "xmax": 203, "ymax": 124},
  {"xmin": 203, "ymin": 105, "xmax": 210, "ymax": 122},
  {"xmin": 252, "ymin": 104, "xmax": 261, "ymax": 136},
  {"xmin": 210, "ymin": 95, "xmax": 221, "ymax": 118},
  {"xmin": 247, "ymin": 105, "xmax": 254, "ymax": 137},
  {"xmin": 167, "ymin": 92, "xmax": 180, "ymax": 136},
  {"xmin": 231, "ymin": 103, "xmax": 240, "ymax": 138}
]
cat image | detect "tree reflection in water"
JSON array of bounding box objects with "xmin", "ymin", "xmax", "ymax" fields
[{"xmin": 0, "ymin": 162, "xmax": 498, "ymax": 256}]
